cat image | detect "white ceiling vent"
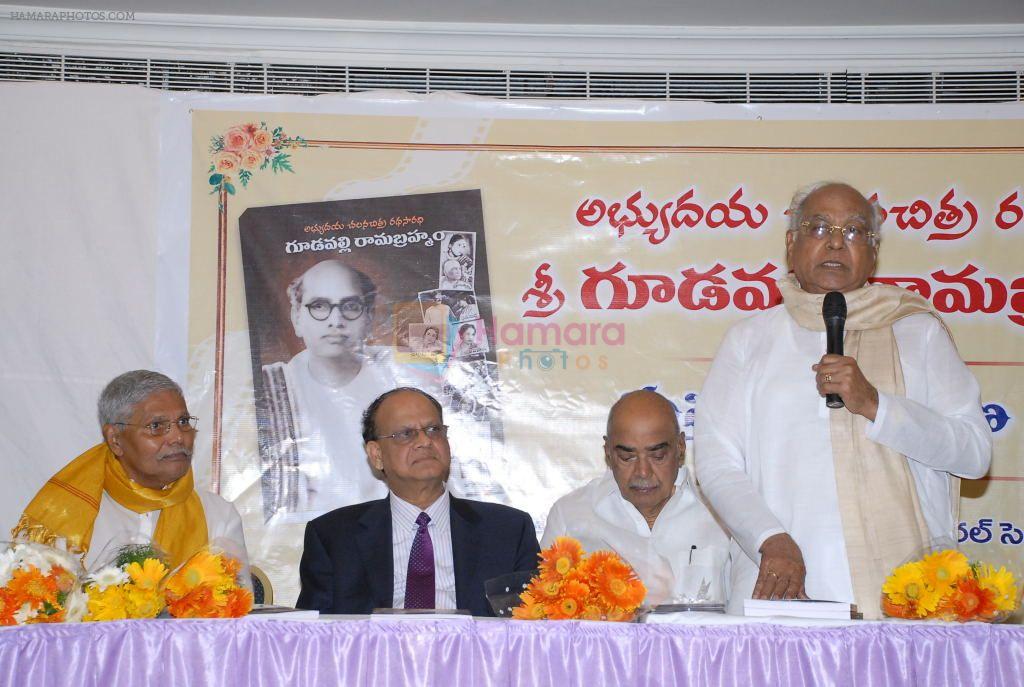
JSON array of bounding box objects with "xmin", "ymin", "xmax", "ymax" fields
[{"xmin": 1, "ymin": 52, "xmax": 1020, "ymax": 103}]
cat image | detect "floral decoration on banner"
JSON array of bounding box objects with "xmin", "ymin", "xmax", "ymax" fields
[
  {"xmin": 165, "ymin": 547, "xmax": 252, "ymax": 618},
  {"xmin": 208, "ymin": 122, "xmax": 305, "ymax": 196},
  {"xmin": 512, "ymin": 537, "xmax": 646, "ymax": 621},
  {"xmin": 83, "ymin": 544, "xmax": 169, "ymax": 621},
  {"xmin": 0, "ymin": 541, "xmax": 85, "ymax": 625},
  {"xmin": 881, "ymin": 548, "xmax": 1020, "ymax": 622}
]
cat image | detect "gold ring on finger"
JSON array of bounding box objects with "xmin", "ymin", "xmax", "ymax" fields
[{"xmin": 824, "ymin": 374, "xmax": 832, "ymax": 383}]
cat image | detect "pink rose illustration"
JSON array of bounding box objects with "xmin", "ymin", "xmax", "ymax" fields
[
  {"xmin": 239, "ymin": 149, "xmax": 263, "ymax": 170},
  {"xmin": 223, "ymin": 126, "xmax": 253, "ymax": 153},
  {"xmin": 251, "ymin": 129, "xmax": 273, "ymax": 151},
  {"xmin": 215, "ymin": 151, "xmax": 242, "ymax": 174}
]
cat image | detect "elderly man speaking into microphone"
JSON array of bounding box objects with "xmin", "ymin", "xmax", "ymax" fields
[{"xmin": 694, "ymin": 181, "xmax": 991, "ymax": 617}]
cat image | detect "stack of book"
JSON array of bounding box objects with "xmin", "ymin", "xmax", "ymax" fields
[{"xmin": 743, "ymin": 599, "xmax": 854, "ymax": 620}]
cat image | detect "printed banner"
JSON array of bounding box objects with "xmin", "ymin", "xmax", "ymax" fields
[{"xmin": 187, "ymin": 105, "xmax": 1024, "ymax": 607}]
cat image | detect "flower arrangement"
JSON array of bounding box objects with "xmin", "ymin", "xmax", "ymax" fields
[
  {"xmin": 83, "ymin": 543, "xmax": 169, "ymax": 621},
  {"xmin": 165, "ymin": 546, "xmax": 253, "ymax": 618},
  {"xmin": 881, "ymin": 548, "xmax": 1020, "ymax": 622},
  {"xmin": 512, "ymin": 537, "xmax": 646, "ymax": 621},
  {"xmin": 0, "ymin": 541, "xmax": 84, "ymax": 625},
  {"xmin": 208, "ymin": 122, "xmax": 304, "ymax": 196}
]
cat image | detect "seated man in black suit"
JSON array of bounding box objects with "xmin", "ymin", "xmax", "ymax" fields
[{"xmin": 296, "ymin": 387, "xmax": 540, "ymax": 615}]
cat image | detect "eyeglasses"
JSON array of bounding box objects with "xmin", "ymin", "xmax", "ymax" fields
[
  {"xmin": 116, "ymin": 416, "xmax": 199, "ymax": 437},
  {"xmin": 375, "ymin": 424, "xmax": 448, "ymax": 445},
  {"xmin": 304, "ymin": 297, "xmax": 366, "ymax": 321},
  {"xmin": 797, "ymin": 219, "xmax": 877, "ymax": 246}
]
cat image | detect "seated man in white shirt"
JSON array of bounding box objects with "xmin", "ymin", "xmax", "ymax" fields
[
  {"xmin": 13, "ymin": 370, "xmax": 247, "ymax": 570},
  {"xmin": 296, "ymin": 387, "xmax": 539, "ymax": 616},
  {"xmin": 542, "ymin": 390, "xmax": 729, "ymax": 605}
]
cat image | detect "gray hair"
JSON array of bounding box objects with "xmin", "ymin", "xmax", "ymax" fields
[
  {"xmin": 97, "ymin": 370, "xmax": 183, "ymax": 429},
  {"xmin": 787, "ymin": 181, "xmax": 884, "ymax": 242}
]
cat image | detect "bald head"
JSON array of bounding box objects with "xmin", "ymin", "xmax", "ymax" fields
[
  {"xmin": 288, "ymin": 259, "xmax": 376, "ymax": 314},
  {"xmin": 606, "ymin": 390, "xmax": 680, "ymax": 437},
  {"xmin": 788, "ymin": 181, "xmax": 882, "ymax": 238},
  {"xmin": 604, "ymin": 390, "xmax": 684, "ymax": 526}
]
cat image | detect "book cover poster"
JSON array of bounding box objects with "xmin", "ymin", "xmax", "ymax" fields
[{"xmin": 239, "ymin": 189, "xmax": 506, "ymax": 521}]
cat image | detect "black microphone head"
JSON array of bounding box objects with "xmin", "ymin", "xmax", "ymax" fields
[{"xmin": 822, "ymin": 291, "xmax": 847, "ymax": 322}]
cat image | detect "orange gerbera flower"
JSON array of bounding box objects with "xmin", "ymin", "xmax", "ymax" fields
[
  {"xmin": 222, "ymin": 587, "xmax": 253, "ymax": 618},
  {"xmin": 167, "ymin": 585, "xmax": 217, "ymax": 618},
  {"xmin": 581, "ymin": 604, "xmax": 604, "ymax": 621},
  {"xmin": 578, "ymin": 550, "xmax": 615, "ymax": 579},
  {"xmin": 0, "ymin": 588, "xmax": 19, "ymax": 626},
  {"xmin": 538, "ymin": 537, "xmax": 585, "ymax": 579},
  {"xmin": 529, "ymin": 575, "xmax": 563, "ymax": 601},
  {"xmin": 881, "ymin": 594, "xmax": 917, "ymax": 619},
  {"xmin": 31, "ymin": 608, "xmax": 65, "ymax": 624},
  {"xmin": 591, "ymin": 556, "xmax": 646, "ymax": 611},
  {"xmin": 49, "ymin": 568, "xmax": 76, "ymax": 595},
  {"xmin": 545, "ymin": 579, "xmax": 590, "ymax": 620},
  {"xmin": 8, "ymin": 567, "xmax": 58, "ymax": 609},
  {"xmin": 222, "ymin": 556, "xmax": 242, "ymax": 582},
  {"xmin": 950, "ymin": 577, "xmax": 999, "ymax": 621},
  {"xmin": 512, "ymin": 591, "xmax": 547, "ymax": 620},
  {"xmin": 605, "ymin": 606, "xmax": 633, "ymax": 622}
]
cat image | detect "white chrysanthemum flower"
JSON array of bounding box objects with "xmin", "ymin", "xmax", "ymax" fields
[
  {"xmin": 39, "ymin": 546, "xmax": 78, "ymax": 574},
  {"xmin": 14, "ymin": 545, "xmax": 50, "ymax": 574},
  {"xmin": 87, "ymin": 566, "xmax": 129, "ymax": 591},
  {"xmin": 0, "ymin": 548, "xmax": 19, "ymax": 587},
  {"xmin": 63, "ymin": 589, "xmax": 88, "ymax": 622}
]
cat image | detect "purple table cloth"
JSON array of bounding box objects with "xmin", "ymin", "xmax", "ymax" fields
[{"xmin": 2, "ymin": 618, "xmax": 1023, "ymax": 686}]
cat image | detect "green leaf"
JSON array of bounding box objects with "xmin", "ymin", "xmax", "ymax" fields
[
  {"xmin": 114, "ymin": 543, "xmax": 164, "ymax": 569},
  {"xmin": 209, "ymin": 173, "xmax": 224, "ymax": 185},
  {"xmin": 225, "ymin": 182, "xmax": 236, "ymax": 195},
  {"xmin": 272, "ymin": 153, "xmax": 294, "ymax": 173}
]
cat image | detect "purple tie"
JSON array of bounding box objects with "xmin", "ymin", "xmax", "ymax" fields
[{"xmin": 405, "ymin": 512, "xmax": 435, "ymax": 609}]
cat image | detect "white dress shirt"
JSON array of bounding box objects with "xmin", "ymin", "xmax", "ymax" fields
[
  {"xmin": 695, "ymin": 307, "xmax": 991, "ymax": 613},
  {"xmin": 390, "ymin": 488, "xmax": 457, "ymax": 609},
  {"xmin": 85, "ymin": 489, "xmax": 248, "ymax": 570},
  {"xmin": 541, "ymin": 467, "xmax": 731, "ymax": 605}
]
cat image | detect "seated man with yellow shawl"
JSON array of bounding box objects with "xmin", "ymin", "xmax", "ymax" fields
[
  {"xmin": 695, "ymin": 182, "xmax": 991, "ymax": 618},
  {"xmin": 13, "ymin": 370, "xmax": 246, "ymax": 569}
]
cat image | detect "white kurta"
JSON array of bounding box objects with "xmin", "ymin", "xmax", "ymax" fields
[
  {"xmin": 694, "ymin": 306, "xmax": 991, "ymax": 613},
  {"xmin": 278, "ymin": 347, "xmax": 394, "ymax": 517},
  {"xmin": 85, "ymin": 489, "xmax": 248, "ymax": 570},
  {"xmin": 541, "ymin": 468, "xmax": 730, "ymax": 605}
]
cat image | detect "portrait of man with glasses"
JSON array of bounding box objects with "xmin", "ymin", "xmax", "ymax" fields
[
  {"xmin": 239, "ymin": 192, "xmax": 504, "ymax": 531},
  {"xmin": 260, "ymin": 259, "xmax": 415, "ymax": 520}
]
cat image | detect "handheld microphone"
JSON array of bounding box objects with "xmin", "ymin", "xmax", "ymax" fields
[{"xmin": 822, "ymin": 291, "xmax": 847, "ymax": 409}]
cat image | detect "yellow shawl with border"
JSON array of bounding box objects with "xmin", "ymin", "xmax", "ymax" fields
[{"xmin": 12, "ymin": 443, "xmax": 207, "ymax": 568}]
